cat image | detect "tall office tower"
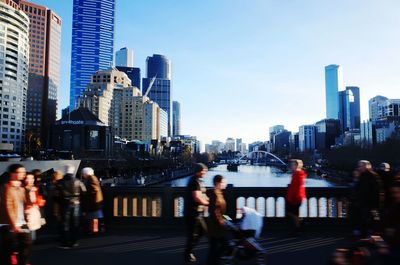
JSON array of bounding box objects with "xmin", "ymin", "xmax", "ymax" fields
[
  {"xmin": 339, "ymin": 86, "xmax": 361, "ymax": 132},
  {"xmin": 115, "ymin": 47, "xmax": 133, "ymax": 67},
  {"xmin": 69, "ymin": 0, "xmax": 115, "ymax": 110},
  {"xmin": 298, "ymin": 125, "xmax": 316, "ymax": 152},
  {"xmin": 116, "ymin": 66, "xmax": 141, "ymax": 89},
  {"xmin": 236, "ymin": 138, "xmax": 242, "ymax": 152},
  {"xmin": 225, "ymin": 138, "xmax": 235, "ymax": 152},
  {"xmin": 172, "ymin": 101, "xmax": 181, "ymax": 136},
  {"xmin": 142, "ymin": 54, "xmax": 172, "ymax": 136},
  {"xmin": 325, "ymin": 65, "xmax": 344, "ymax": 119},
  {"xmin": 0, "ymin": 0, "xmax": 30, "ymax": 151},
  {"xmin": 19, "ymin": 1, "xmax": 62, "ymax": 143},
  {"xmin": 77, "ymin": 68, "xmax": 132, "ymax": 137}
]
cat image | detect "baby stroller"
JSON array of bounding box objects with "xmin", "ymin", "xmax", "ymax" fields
[{"xmin": 221, "ymin": 207, "xmax": 266, "ymax": 265}]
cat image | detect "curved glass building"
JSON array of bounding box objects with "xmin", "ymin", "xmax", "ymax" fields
[
  {"xmin": 69, "ymin": 0, "xmax": 115, "ymax": 110},
  {"xmin": 0, "ymin": 0, "xmax": 30, "ymax": 151},
  {"xmin": 143, "ymin": 54, "xmax": 172, "ymax": 136}
]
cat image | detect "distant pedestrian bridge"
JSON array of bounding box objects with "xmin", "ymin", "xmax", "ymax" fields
[{"xmin": 237, "ymin": 151, "xmax": 287, "ymax": 167}]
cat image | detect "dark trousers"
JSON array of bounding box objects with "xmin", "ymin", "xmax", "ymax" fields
[
  {"xmin": 62, "ymin": 204, "xmax": 80, "ymax": 246},
  {"xmin": 0, "ymin": 225, "xmax": 12, "ymax": 265},
  {"xmin": 207, "ymin": 236, "xmax": 229, "ymax": 265},
  {"xmin": 14, "ymin": 231, "xmax": 32, "ymax": 265},
  {"xmin": 0, "ymin": 226, "xmax": 32, "ymax": 265},
  {"xmin": 184, "ymin": 215, "xmax": 207, "ymax": 259},
  {"xmin": 286, "ymin": 202, "xmax": 301, "ymax": 233}
]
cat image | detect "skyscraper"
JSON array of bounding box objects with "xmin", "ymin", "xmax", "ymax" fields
[
  {"xmin": 369, "ymin": 96, "xmax": 400, "ymax": 122},
  {"xmin": 339, "ymin": 86, "xmax": 360, "ymax": 132},
  {"xmin": 172, "ymin": 101, "xmax": 181, "ymax": 136},
  {"xmin": 298, "ymin": 125, "xmax": 316, "ymax": 152},
  {"xmin": 115, "ymin": 47, "xmax": 133, "ymax": 67},
  {"xmin": 19, "ymin": 1, "xmax": 62, "ymax": 143},
  {"xmin": 69, "ymin": 0, "xmax": 115, "ymax": 110},
  {"xmin": 325, "ymin": 65, "xmax": 344, "ymax": 119},
  {"xmin": 0, "ymin": 0, "xmax": 30, "ymax": 151},
  {"xmin": 142, "ymin": 54, "xmax": 172, "ymax": 136}
]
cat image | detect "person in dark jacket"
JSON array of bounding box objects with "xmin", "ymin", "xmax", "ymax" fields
[
  {"xmin": 207, "ymin": 175, "xmax": 227, "ymax": 265},
  {"xmin": 59, "ymin": 165, "xmax": 86, "ymax": 249},
  {"xmin": 286, "ymin": 159, "xmax": 307, "ymax": 236},
  {"xmin": 354, "ymin": 160, "xmax": 383, "ymax": 237},
  {"xmin": 383, "ymin": 181, "xmax": 400, "ymax": 263},
  {"xmin": 184, "ymin": 163, "xmax": 209, "ymax": 264},
  {"xmin": 377, "ymin": 163, "xmax": 394, "ymax": 211}
]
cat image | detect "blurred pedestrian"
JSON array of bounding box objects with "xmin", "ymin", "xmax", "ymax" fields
[
  {"xmin": 24, "ymin": 173, "xmax": 42, "ymax": 241},
  {"xmin": 207, "ymin": 175, "xmax": 228, "ymax": 265},
  {"xmin": 81, "ymin": 167, "xmax": 104, "ymax": 234},
  {"xmin": 286, "ymin": 159, "xmax": 307, "ymax": 236},
  {"xmin": 184, "ymin": 163, "xmax": 209, "ymax": 264},
  {"xmin": 383, "ymin": 181, "xmax": 400, "ymax": 263},
  {"xmin": 353, "ymin": 160, "xmax": 383, "ymax": 237},
  {"xmin": 0, "ymin": 164, "xmax": 32, "ymax": 265},
  {"xmin": 48, "ymin": 170, "xmax": 64, "ymax": 241},
  {"xmin": 377, "ymin": 163, "xmax": 394, "ymax": 211},
  {"xmin": 59, "ymin": 165, "xmax": 86, "ymax": 249},
  {"xmin": 31, "ymin": 169, "xmax": 46, "ymax": 226}
]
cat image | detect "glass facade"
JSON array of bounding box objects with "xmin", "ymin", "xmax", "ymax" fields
[
  {"xmin": 69, "ymin": 0, "xmax": 115, "ymax": 110},
  {"xmin": 325, "ymin": 65, "xmax": 344, "ymax": 119},
  {"xmin": 0, "ymin": 2, "xmax": 30, "ymax": 151},
  {"xmin": 143, "ymin": 54, "xmax": 172, "ymax": 136},
  {"xmin": 172, "ymin": 101, "xmax": 181, "ymax": 136},
  {"xmin": 339, "ymin": 86, "xmax": 360, "ymax": 132},
  {"xmin": 115, "ymin": 47, "xmax": 133, "ymax": 67}
]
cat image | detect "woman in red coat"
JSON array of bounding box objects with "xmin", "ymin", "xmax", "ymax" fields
[{"xmin": 286, "ymin": 159, "xmax": 307, "ymax": 235}]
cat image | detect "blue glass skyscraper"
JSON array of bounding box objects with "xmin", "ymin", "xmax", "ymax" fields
[
  {"xmin": 69, "ymin": 0, "xmax": 115, "ymax": 110},
  {"xmin": 325, "ymin": 64, "xmax": 344, "ymax": 119},
  {"xmin": 143, "ymin": 54, "xmax": 172, "ymax": 136}
]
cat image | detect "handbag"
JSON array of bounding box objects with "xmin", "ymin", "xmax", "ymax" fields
[{"xmin": 26, "ymin": 205, "xmax": 42, "ymax": 231}]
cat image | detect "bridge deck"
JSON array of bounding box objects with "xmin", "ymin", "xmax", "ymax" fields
[{"xmin": 31, "ymin": 228, "xmax": 351, "ymax": 265}]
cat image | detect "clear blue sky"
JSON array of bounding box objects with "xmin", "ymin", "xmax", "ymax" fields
[{"xmin": 34, "ymin": 0, "xmax": 400, "ymax": 146}]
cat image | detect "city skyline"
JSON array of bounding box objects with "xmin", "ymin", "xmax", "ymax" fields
[{"xmin": 32, "ymin": 0, "xmax": 400, "ymax": 144}]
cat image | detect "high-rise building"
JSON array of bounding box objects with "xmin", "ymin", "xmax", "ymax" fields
[
  {"xmin": 115, "ymin": 47, "xmax": 133, "ymax": 67},
  {"xmin": 236, "ymin": 138, "xmax": 242, "ymax": 152},
  {"xmin": 298, "ymin": 125, "xmax": 316, "ymax": 152},
  {"xmin": 69, "ymin": 0, "xmax": 115, "ymax": 110},
  {"xmin": 77, "ymin": 68, "xmax": 132, "ymax": 137},
  {"xmin": 129, "ymin": 95, "xmax": 167, "ymax": 142},
  {"xmin": 225, "ymin": 138, "xmax": 235, "ymax": 152},
  {"xmin": 172, "ymin": 101, "xmax": 181, "ymax": 136},
  {"xmin": 0, "ymin": 0, "xmax": 30, "ymax": 151},
  {"xmin": 116, "ymin": 66, "xmax": 141, "ymax": 89},
  {"xmin": 273, "ymin": 130, "xmax": 292, "ymax": 153},
  {"xmin": 325, "ymin": 65, "xmax": 344, "ymax": 119},
  {"xmin": 369, "ymin": 96, "xmax": 400, "ymax": 122},
  {"xmin": 315, "ymin": 119, "xmax": 341, "ymax": 150},
  {"xmin": 339, "ymin": 86, "xmax": 360, "ymax": 132},
  {"xmin": 142, "ymin": 54, "xmax": 172, "ymax": 136},
  {"xmin": 19, "ymin": 1, "xmax": 62, "ymax": 143}
]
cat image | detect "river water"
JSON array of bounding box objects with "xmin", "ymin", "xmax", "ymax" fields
[{"xmin": 170, "ymin": 165, "xmax": 333, "ymax": 187}]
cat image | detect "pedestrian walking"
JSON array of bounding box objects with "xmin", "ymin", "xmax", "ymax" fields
[
  {"xmin": 81, "ymin": 167, "xmax": 104, "ymax": 234},
  {"xmin": 353, "ymin": 160, "xmax": 383, "ymax": 237},
  {"xmin": 59, "ymin": 165, "xmax": 86, "ymax": 249},
  {"xmin": 184, "ymin": 163, "xmax": 209, "ymax": 264},
  {"xmin": 377, "ymin": 163, "xmax": 394, "ymax": 210},
  {"xmin": 286, "ymin": 159, "xmax": 307, "ymax": 236},
  {"xmin": 207, "ymin": 175, "xmax": 228, "ymax": 265},
  {"xmin": 0, "ymin": 164, "xmax": 32, "ymax": 265}
]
